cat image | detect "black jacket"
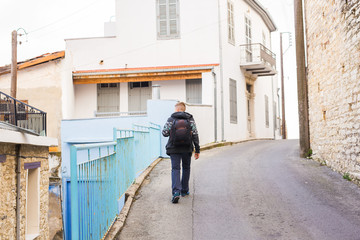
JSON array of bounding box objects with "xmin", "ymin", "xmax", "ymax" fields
[{"xmin": 162, "ymin": 111, "xmax": 200, "ymax": 155}]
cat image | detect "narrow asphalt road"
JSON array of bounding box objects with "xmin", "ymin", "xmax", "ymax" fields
[{"xmin": 118, "ymin": 140, "xmax": 360, "ymax": 240}]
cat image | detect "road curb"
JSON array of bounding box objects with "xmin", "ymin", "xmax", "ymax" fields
[{"xmin": 200, "ymin": 138, "xmax": 273, "ymax": 151}]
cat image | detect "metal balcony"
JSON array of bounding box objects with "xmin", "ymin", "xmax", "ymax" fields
[
  {"xmin": 240, "ymin": 43, "xmax": 277, "ymax": 77},
  {"xmin": 0, "ymin": 91, "xmax": 47, "ymax": 136}
]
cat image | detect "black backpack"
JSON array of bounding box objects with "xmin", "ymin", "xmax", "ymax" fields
[{"xmin": 171, "ymin": 119, "xmax": 192, "ymax": 146}]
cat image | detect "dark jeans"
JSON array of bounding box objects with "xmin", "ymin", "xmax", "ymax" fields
[{"xmin": 170, "ymin": 152, "xmax": 192, "ymax": 195}]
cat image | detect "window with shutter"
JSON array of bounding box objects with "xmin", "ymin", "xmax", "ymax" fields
[
  {"xmin": 186, "ymin": 79, "xmax": 202, "ymax": 104},
  {"xmin": 97, "ymin": 83, "xmax": 120, "ymax": 113},
  {"xmin": 245, "ymin": 16, "xmax": 252, "ymax": 61},
  {"xmin": 229, "ymin": 79, "xmax": 237, "ymax": 123},
  {"xmin": 228, "ymin": 1, "xmax": 235, "ymax": 44},
  {"xmin": 157, "ymin": 0, "xmax": 180, "ymax": 39}
]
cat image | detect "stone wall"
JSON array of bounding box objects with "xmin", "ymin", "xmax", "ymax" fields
[
  {"xmin": 305, "ymin": 0, "xmax": 360, "ymax": 183},
  {"xmin": 0, "ymin": 144, "xmax": 17, "ymax": 239},
  {"xmin": 0, "ymin": 143, "xmax": 50, "ymax": 239}
]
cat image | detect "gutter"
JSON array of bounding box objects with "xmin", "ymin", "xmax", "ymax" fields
[
  {"xmin": 212, "ymin": 70, "xmax": 218, "ymax": 142},
  {"xmin": 217, "ymin": 0, "xmax": 225, "ymax": 142}
]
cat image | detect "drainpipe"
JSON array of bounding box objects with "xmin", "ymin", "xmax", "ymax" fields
[
  {"xmin": 217, "ymin": 0, "xmax": 225, "ymax": 142},
  {"xmin": 15, "ymin": 144, "xmax": 21, "ymax": 240},
  {"xmin": 212, "ymin": 69, "xmax": 218, "ymax": 142},
  {"xmin": 152, "ymin": 85, "xmax": 161, "ymax": 100}
]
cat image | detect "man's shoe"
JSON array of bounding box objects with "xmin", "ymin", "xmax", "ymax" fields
[
  {"xmin": 172, "ymin": 193, "xmax": 180, "ymax": 203},
  {"xmin": 181, "ymin": 191, "xmax": 190, "ymax": 197}
]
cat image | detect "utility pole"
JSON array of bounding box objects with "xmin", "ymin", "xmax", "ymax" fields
[
  {"xmin": 294, "ymin": 0, "xmax": 310, "ymax": 157},
  {"xmin": 11, "ymin": 30, "xmax": 17, "ymax": 99},
  {"xmin": 280, "ymin": 33, "xmax": 287, "ymax": 139}
]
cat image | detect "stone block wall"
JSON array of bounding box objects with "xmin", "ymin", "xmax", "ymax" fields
[
  {"xmin": 304, "ymin": 0, "xmax": 360, "ymax": 183},
  {"xmin": 0, "ymin": 143, "xmax": 50, "ymax": 240}
]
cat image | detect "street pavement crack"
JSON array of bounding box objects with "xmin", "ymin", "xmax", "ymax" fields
[{"xmin": 191, "ymin": 174, "xmax": 195, "ymax": 240}]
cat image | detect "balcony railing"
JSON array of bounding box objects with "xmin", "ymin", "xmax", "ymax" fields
[
  {"xmin": 0, "ymin": 91, "xmax": 46, "ymax": 136},
  {"xmin": 240, "ymin": 43, "xmax": 277, "ymax": 77}
]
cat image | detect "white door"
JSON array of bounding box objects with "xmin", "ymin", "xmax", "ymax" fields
[
  {"xmin": 246, "ymin": 83, "xmax": 254, "ymax": 137},
  {"xmin": 97, "ymin": 83, "xmax": 120, "ymax": 113},
  {"xmin": 128, "ymin": 82, "xmax": 152, "ymax": 112}
]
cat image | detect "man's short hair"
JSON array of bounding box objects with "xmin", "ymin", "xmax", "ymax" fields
[{"xmin": 175, "ymin": 102, "xmax": 186, "ymax": 111}]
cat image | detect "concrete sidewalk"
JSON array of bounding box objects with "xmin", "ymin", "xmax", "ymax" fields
[{"xmin": 117, "ymin": 158, "xmax": 194, "ymax": 240}]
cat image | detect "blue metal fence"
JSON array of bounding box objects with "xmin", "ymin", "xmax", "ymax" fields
[{"xmin": 69, "ymin": 123, "xmax": 161, "ymax": 239}]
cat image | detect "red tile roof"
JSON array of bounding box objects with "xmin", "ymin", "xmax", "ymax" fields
[{"xmin": 0, "ymin": 51, "xmax": 65, "ymax": 76}]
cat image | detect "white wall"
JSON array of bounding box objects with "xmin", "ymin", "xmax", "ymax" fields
[
  {"xmin": 66, "ymin": 0, "xmax": 220, "ymax": 72},
  {"xmin": 153, "ymin": 80, "xmax": 186, "ymax": 102},
  {"xmin": 186, "ymin": 104, "xmax": 215, "ymax": 146},
  {"xmin": 74, "ymin": 84, "xmax": 97, "ymax": 119}
]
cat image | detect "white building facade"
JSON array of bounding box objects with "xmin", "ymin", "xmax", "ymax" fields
[{"xmin": 64, "ymin": 0, "xmax": 281, "ymax": 143}]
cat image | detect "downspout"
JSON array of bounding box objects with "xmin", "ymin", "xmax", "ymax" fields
[
  {"xmin": 212, "ymin": 69, "xmax": 218, "ymax": 142},
  {"xmin": 15, "ymin": 144, "xmax": 21, "ymax": 240},
  {"xmin": 217, "ymin": 0, "xmax": 225, "ymax": 142}
]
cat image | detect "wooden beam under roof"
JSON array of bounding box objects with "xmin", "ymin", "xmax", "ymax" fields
[{"xmin": 72, "ymin": 67, "xmax": 215, "ymax": 84}]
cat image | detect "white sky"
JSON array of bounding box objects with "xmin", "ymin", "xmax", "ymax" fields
[{"xmin": 0, "ymin": 0, "xmax": 299, "ymax": 139}]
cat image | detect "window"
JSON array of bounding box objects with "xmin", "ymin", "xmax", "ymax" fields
[
  {"xmin": 227, "ymin": 1, "xmax": 235, "ymax": 44},
  {"xmin": 186, "ymin": 79, "xmax": 202, "ymax": 104},
  {"xmin": 262, "ymin": 31, "xmax": 266, "ymax": 47},
  {"xmin": 157, "ymin": 0, "xmax": 180, "ymax": 39},
  {"xmin": 265, "ymin": 95, "xmax": 269, "ymax": 128},
  {"xmin": 245, "ymin": 16, "xmax": 252, "ymax": 61},
  {"xmin": 26, "ymin": 167, "xmax": 40, "ymax": 238},
  {"xmin": 97, "ymin": 83, "xmax": 120, "ymax": 113},
  {"xmin": 129, "ymin": 82, "xmax": 150, "ymax": 89},
  {"xmin": 229, "ymin": 79, "xmax": 237, "ymax": 123}
]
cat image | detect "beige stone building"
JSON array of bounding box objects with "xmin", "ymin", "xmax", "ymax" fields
[
  {"xmin": 304, "ymin": 0, "xmax": 360, "ymax": 183},
  {"xmin": 0, "ymin": 124, "xmax": 57, "ymax": 239}
]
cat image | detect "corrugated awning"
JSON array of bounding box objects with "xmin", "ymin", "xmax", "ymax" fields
[{"xmin": 72, "ymin": 63, "xmax": 219, "ymax": 84}]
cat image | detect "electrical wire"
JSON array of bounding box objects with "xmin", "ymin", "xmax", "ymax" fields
[{"xmin": 27, "ymin": 0, "xmax": 104, "ymax": 34}]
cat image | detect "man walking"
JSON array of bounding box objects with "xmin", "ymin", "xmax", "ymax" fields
[{"xmin": 162, "ymin": 102, "xmax": 200, "ymax": 203}]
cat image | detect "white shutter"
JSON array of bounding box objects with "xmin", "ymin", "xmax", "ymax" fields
[
  {"xmin": 227, "ymin": 1, "xmax": 235, "ymax": 44},
  {"xmin": 169, "ymin": 2, "xmax": 177, "ymax": 35},
  {"xmin": 97, "ymin": 83, "xmax": 120, "ymax": 113},
  {"xmin": 128, "ymin": 82, "xmax": 152, "ymax": 112},
  {"xmin": 186, "ymin": 79, "xmax": 202, "ymax": 104},
  {"xmin": 157, "ymin": 0, "xmax": 179, "ymax": 39},
  {"xmin": 159, "ymin": 1, "xmax": 167, "ymax": 36},
  {"xmin": 230, "ymin": 79, "xmax": 237, "ymax": 123}
]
